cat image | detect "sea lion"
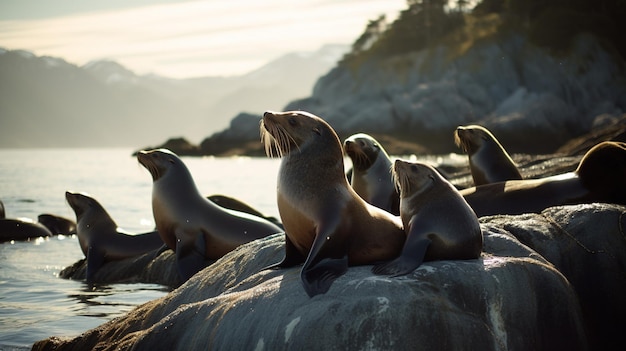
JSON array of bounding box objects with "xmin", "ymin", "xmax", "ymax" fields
[
  {"xmin": 373, "ymin": 160, "xmax": 483, "ymax": 276},
  {"xmin": 137, "ymin": 148, "xmax": 283, "ymax": 281},
  {"xmin": 461, "ymin": 141, "xmax": 626, "ymax": 217},
  {"xmin": 260, "ymin": 110, "xmax": 406, "ymax": 297},
  {"xmin": 0, "ymin": 200, "xmax": 4, "ymax": 219},
  {"xmin": 344, "ymin": 133, "xmax": 400, "ymax": 215},
  {"xmin": 207, "ymin": 194, "xmax": 283, "ymax": 229},
  {"xmin": 454, "ymin": 125, "xmax": 522, "ymax": 186},
  {"xmin": 65, "ymin": 191, "xmax": 164, "ymax": 283},
  {"xmin": 37, "ymin": 213, "xmax": 76, "ymax": 235}
]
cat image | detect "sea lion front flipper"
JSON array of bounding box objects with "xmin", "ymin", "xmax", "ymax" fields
[
  {"xmin": 175, "ymin": 231, "xmax": 208, "ymax": 281},
  {"xmin": 86, "ymin": 246, "xmax": 105, "ymax": 284},
  {"xmin": 263, "ymin": 234, "xmax": 305, "ymax": 270},
  {"xmin": 372, "ymin": 237, "xmax": 431, "ymax": 277},
  {"xmin": 300, "ymin": 226, "xmax": 349, "ymax": 297},
  {"xmin": 301, "ymin": 255, "xmax": 348, "ymax": 298}
]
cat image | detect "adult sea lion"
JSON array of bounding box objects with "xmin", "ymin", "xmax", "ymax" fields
[
  {"xmin": 344, "ymin": 133, "xmax": 400, "ymax": 215},
  {"xmin": 373, "ymin": 160, "xmax": 483, "ymax": 276},
  {"xmin": 461, "ymin": 141, "xmax": 626, "ymax": 217},
  {"xmin": 260, "ymin": 110, "xmax": 406, "ymax": 297},
  {"xmin": 65, "ymin": 191, "xmax": 164, "ymax": 283},
  {"xmin": 454, "ymin": 125, "xmax": 522, "ymax": 186},
  {"xmin": 137, "ymin": 148, "xmax": 282, "ymax": 281}
]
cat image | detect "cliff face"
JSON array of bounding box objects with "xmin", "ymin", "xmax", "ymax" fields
[{"xmin": 286, "ymin": 33, "xmax": 626, "ymax": 153}]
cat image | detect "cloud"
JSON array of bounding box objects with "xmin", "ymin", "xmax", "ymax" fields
[{"xmin": 0, "ymin": 0, "xmax": 406, "ymax": 78}]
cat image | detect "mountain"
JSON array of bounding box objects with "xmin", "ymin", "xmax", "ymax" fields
[{"xmin": 0, "ymin": 44, "xmax": 348, "ymax": 148}]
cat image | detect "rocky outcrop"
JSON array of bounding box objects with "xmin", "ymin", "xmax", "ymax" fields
[
  {"xmin": 287, "ymin": 34, "xmax": 626, "ymax": 154},
  {"xmin": 134, "ymin": 137, "xmax": 203, "ymax": 156},
  {"xmin": 33, "ymin": 203, "xmax": 626, "ymax": 351},
  {"xmin": 58, "ymin": 248, "xmax": 182, "ymax": 287}
]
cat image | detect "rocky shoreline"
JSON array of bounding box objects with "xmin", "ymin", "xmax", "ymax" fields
[
  {"xmin": 139, "ymin": 112, "xmax": 626, "ymax": 158},
  {"xmin": 34, "ymin": 126, "xmax": 626, "ymax": 350},
  {"xmin": 33, "ymin": 202, "xmax": 626, "ymax": 350}
]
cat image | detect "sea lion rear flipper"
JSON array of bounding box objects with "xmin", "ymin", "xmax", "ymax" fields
[
  {"xmin": 176, "ymin": 232, "xmax": 208, "ymax": 281},
  {"xmin": 301, "ymin": 255, "xmax": 348, "ymax": 298},
  {"xmin": 263, "ymin": 234, "xmax": 305, "ymax": 270},
  {"xmin": 86, "ymin": 246, "xmax": 105, "ymax": 284},
  {"xmin": 372, "ymin": 237, "xmax": 431, "ymax": 277}
]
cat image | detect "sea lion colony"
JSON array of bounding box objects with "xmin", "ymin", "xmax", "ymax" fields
[{"xmin": 3, "ymin": 110, "xmax": 626, "ymax": 297}]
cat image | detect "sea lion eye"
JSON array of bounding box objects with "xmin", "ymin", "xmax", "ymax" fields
[
  {"xmin": 410, "ymin": 165, "xmax": 418, "ymax": 172},
  {"xmin": 288, "ymin": 117, "xmax": 298, "ymax": 127}
]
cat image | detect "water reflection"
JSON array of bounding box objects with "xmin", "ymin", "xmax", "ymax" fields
[{"xmin": 66, "ymin": 283, "xmax": 170, "ymax": 318}]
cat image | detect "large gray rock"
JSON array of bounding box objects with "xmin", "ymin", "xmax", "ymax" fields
[
  {"xmin": 34, "ymin": 204, "xmax": 608, "ymax": 351},
  {"xmin": 483, "ymin": 203, "xmax": 626, "ymax": 350}
]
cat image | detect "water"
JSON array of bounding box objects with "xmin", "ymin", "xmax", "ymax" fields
[{"xmin": 0, "ymin": 148, "xmax": 281, "ymax": 350}]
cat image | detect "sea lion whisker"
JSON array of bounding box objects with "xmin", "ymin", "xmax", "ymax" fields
[{"xmin": 261, "ymin": 122, "xmax": 283, "ymax": 158}]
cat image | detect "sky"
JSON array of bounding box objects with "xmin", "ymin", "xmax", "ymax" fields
[{"xmin": 0, "ymin": 0, "xmax": 408, "ymax": 78}]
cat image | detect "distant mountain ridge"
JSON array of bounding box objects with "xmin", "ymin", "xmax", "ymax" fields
[{"xmin": 0, "ymin": 44, "xmax": 348, "ymax": 148}]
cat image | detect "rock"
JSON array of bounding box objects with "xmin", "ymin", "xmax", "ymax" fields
[
  {"xmin": 58, "ymin": 248, "xmax": 183, "ymax": 287},
  {"xmin": 482, "ymin": 203, "xmax": 626, "ymax": 350},
  {"xmin": 0, "ymin": 218, "xmax": 53, "ymax": 243},
  {"xmin": 556, "ymin": 114, "xmax": 626, "ymax": 155},
  {"xmin": 34, "ymin": 203, "xmax": 619, "ymax": 350},
  {"xmin": 133, "ymin": 137, "xmax": 202, "ymax": 156},
  {"xmin": 199, "ymin": 113, "xmax": 266, "ymax": 156},
  {"xmin": 286, "ymin": 33, "xmax": 626, "ymax": 154}
]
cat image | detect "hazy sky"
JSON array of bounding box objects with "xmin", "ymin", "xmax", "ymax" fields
[{"xmin": 0, "ymin": 0, "xmax": 407, "ymax": 78}]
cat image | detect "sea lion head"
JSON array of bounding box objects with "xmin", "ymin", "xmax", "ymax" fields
[
  {"xmin": 392, "ymin": 160, "xmax": 437, "ymax": 198},
  {"xmin": 575, "ymin": 141, "xmax": 626, "ymax": 203},
  {"xmin": 65, "ymin": 191, "xmax": 109, "ymax": 218},
  {"xmin": 344, "ymin": 133, "xmax": 385, "ymax": 172},
  {"xmin": 65, "ymin": 191, "xmax": 99, "ymax": 219},
  {"xmin": 137, "ymin": 148, "xmax": 180, "ymax": 181},
  {"xmin": 454, "ymin": 125, "xmax": 494, "ymax": 155},
  {"xmin": 260, "ymin": 110, "xmax": 337, "ymax": 158}
]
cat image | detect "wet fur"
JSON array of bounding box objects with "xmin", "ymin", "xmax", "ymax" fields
[{"xmin": 373, "ymin": 160, "xmax": 483, "ymax": 277}]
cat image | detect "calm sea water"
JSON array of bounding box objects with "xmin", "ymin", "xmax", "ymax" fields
[{"xmin": 0, "ymin": 148, "xmax": 281, "ymax": 350}]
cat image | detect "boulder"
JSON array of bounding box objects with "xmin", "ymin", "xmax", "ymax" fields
[
  {"xmin": 483, "ymin": 203, "xmax": 626, "ymax": 350},
  {"xmin": 58, "ymin": 248, "xmax": 182, "ymax": 288},
  {"xmin": 34, "ymin": 203, "xmax": 621, "ymax": 351}
]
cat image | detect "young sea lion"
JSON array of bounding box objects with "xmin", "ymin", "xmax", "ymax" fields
[
  {"xmin": 373, "ymin": 160, "xmax": 483, "ymax": 276},
  {"xmin": 344, "ymin": 133, "xmax": 399, "ymax": 215},
  {"xmin": 260, "ymin": 110, "xmax": 405, "ymax": 297},
  {"xmin": 137, "ymin": 149, "xmax": 282, "ymax": 281},
  {"xmin": 454, "ymin": 125, "xmax": 522, "ymax": 186},
  {"xmin": 65, "ymin": 191, "xmax": 163, "ymax": 283}
]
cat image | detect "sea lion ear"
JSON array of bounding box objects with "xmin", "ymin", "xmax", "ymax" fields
[{"xmin": 313, "ymin": 127, "xmax": 321, "ymax": 136}]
